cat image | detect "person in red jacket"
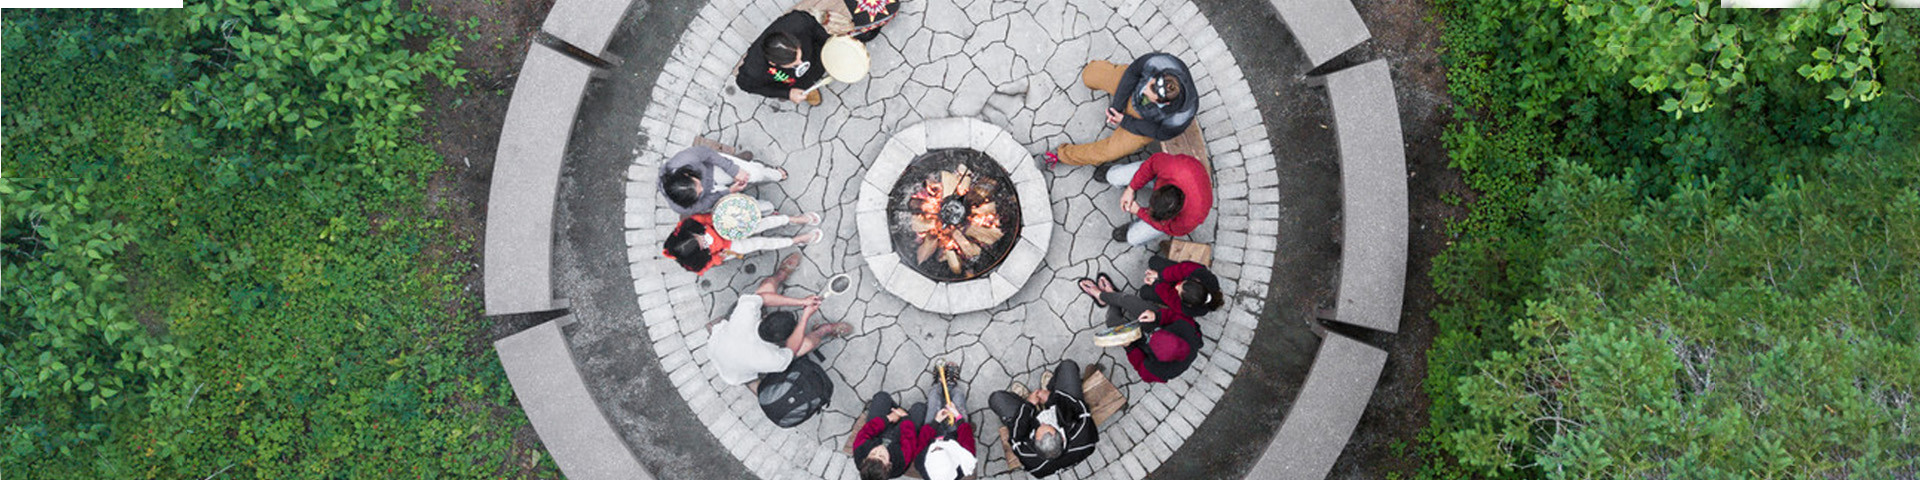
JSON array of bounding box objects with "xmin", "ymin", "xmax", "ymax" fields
[
  {"xmin": 1095, "ymin": 152, "xmax": 1212, "ymax": 246},
  {"xmin": 854, "ymin": 391, "xmax": 928, "ymax": 479},
  {"xmin": 913, "ymin": 362, "xmax": 977, "ymax": 480}
]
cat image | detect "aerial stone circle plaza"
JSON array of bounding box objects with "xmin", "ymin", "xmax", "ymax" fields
[{"xmin": 486, "ymin": 0, "xmax": 1407, "ymax": 478}]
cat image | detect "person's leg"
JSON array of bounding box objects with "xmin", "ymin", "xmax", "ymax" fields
[
  {"xmin": 728, "ymin": 236, "xmax": 797, "ymax": 256},
  {"xmin": 1079, "ymin": 61, "xmax": 1129, "ymax": 95},
  {"xmin": 721, "ymin": 153, "xmax": 784, "ymax": 183},
  {"xmin": 1051, "ymin": 360, "xmax": 1084, "ymax": 401},
  {"xmin": 1058, "ymin": 127, "xmax": 1156, "ymax": 166},
  {"xmin": 907, "ymin": 402, "xmax": 928, "ymax": 426},
  {"xmin": 1103, "ymin": 160, "xmax": 1145, "ymax": 186},
  {"xmin": 866, "ymin": 391, "xmax": 896, "ymax": 421},
  {"xmin": 1125, "ymin": 219, "xmax": 1168, "ymax": 246},
  {"xmin": 1101, "ymin": 292, "xmax": 1158, "ymax": 327},
  {"xmin": 988, "ymin": 391, "xmax": 1026, "ymax": 427}
]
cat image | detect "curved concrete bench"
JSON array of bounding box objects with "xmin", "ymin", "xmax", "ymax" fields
[
  {"xmin": 544, "ymin": 0, "xmax": 641, "ymax": 62},
  {"xmin": 496, "ymin": 318, "xmax": 653, "ymax": 480},
  {"xmin": 482, "ymin": 43, "xmax": 596, "ymax": 316},
  {"xmin": 1311, "ymin": 58, "xmax": 1406, "ymax": 334},
  {"xmin": 1246, "ymin": 331, "xmax": 1388, "ymax": 480},
  {"xmin": 1268, "ymin": 0, "xmax": 1371, "ymax": 68}
]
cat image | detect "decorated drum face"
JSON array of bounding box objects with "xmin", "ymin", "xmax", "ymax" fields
[
  {"xmin": 821, "ymin": 36, "xmax": 870, "ymax": 83},
  {"xmin": 711, "ymin": 193, "xmax": 765, "ymax": 240}
]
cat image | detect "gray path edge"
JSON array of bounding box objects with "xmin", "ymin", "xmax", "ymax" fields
[{"xmin": 496, "ymin": 319, "xmax": 655, "ymax": 480}]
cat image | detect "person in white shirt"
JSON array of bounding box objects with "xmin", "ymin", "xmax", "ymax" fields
[{"xmin": 707, "ymin": 253, "xmax": 852, "ymax": 385}]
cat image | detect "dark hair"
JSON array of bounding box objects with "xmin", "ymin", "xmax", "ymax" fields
[
  {"xmin": 762, "ymin": 32, "xmax": 800, "ymax": 66},
  {"xmin": 857, "ymin": 457, "xmax": 889, "ymax": 480},
  {"xmin": 1149, "ymin": 185, "xmax": 1184, "ymax": 221},
  {"xmin": 1034, "ymin": 429, "xmax": 1065, "ymax": 459},
  {"xmin": 1156, "ymin": 73, "xmax": 1182, "ymax": 102},
  {"xmin": 662, "ymin": 166, "xmax": 702, "ymax": 208},
  {"xmin": 664, "ymin": 218, "xmax": 712, "ymax": 272},
  {"xmin": 1179, "ymin": 278, "xmax": 1224, "ymax": 311},
  {"xmin": 758, "ymin": 310, "xmax": 797, "ymax": 344}
]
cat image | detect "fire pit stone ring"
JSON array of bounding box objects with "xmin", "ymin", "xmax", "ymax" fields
[{"xmin": 856, "ymin": 117, "xmax": 1052, "ymax": 314}]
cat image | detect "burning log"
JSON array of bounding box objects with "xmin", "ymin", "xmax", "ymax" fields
[
  {"xmin": 917, "ymin": 238, "xmax": 941, "ymax": 263},
  {"xmin": 965, "ymin": 225, "xmax": 1003, "ymax": 245}
]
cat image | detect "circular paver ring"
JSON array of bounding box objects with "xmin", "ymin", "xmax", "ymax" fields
[
  {"xmin": 620, "ymin": 0, "xmax": 1284, "ymax": 477},
  {"xmin": 856, "ymin": 118, "xmax": 1052, "ymax": 314}
]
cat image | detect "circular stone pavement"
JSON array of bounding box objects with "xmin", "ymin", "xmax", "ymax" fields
[{"xmin": 621, "ymin": 0, "xmax": 1283, "ymax": 477}]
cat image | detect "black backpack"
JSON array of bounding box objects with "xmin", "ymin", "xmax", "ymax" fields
[{"xmin": 757, "ymin": 357, "xmax": 832, "ymax": 428}]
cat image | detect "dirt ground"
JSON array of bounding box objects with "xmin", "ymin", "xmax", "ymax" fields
[{"xmin": 411, "ymin": 0, "xmax": 560, "ymax": 477}]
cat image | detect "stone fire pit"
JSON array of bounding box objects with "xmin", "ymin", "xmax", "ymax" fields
[{"xmin": 856, "ymin": 118, "xmax": 1052, "ymax": 314}]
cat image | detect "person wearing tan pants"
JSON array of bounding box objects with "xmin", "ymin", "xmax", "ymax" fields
[{"xmin": 1049, "ymin": 53, "xmax": 1198, "ymax": 167}]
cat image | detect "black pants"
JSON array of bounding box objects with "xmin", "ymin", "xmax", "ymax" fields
[
  {"xmin": 865, "ymin": 391, "xmax": 926, "ymax": 425},
  {"xmin": 1101, "ymin": 291, "xmax": 1164, "ymax": 327},
  {"xmin": 988, "ymin": 359, "xmax": 1082, "ymax": 428}
]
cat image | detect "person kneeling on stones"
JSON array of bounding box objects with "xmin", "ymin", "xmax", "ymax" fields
[
  {"xmin": 989, "ymin": 359, "xmax": 1097, "ymax": 478},
  {"xmin": 914, "ymin": 361, "xmax": 977, "ymax": 480},
  {"xmin": 662, "ymin": 199, "xmax": 823, "ymax": 275},
  {"xmin": 1142, "ymin": 254, "xmax": 1223, "ymax": 318},
  {"xmin": 705, "ymin": 254, "xmax": 852, "ymax": 386},
  {"xmin": 854, "ymin": 391, "xmax": 929, "ymax": 480},
  {"xmin": 659, "ymin": 145, "xmax": 790, "ymax": 216},
  {"xmin": 1095, "ymin": 151, "xmax": 1212, "ymax": 246}
]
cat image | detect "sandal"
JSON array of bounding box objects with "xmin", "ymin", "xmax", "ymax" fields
[
  {"xmin": 1096, "ymin": 273, "xmax": 1116, "ymax": 293},
  {"xmin": 799, "ymin": 212, "xmax": 822, "ymax": 226},
  {"xmin": 794, "ymin": 229, "xmax": 824, "ymax": 245},
  {"xmin": 813, "ymin": 321, "xmax": 853, "ymax": 337},
  {"xmin": 1076, "ymin": 278, "xmax": 1108, "ymax": 308},
  {"xmin": 778, "ymin": 167, "xmax": 789, "ymax": 180},
  {"xmin": 1041, "ymin": 152, "xmax": 1061, "ymax": 170}
]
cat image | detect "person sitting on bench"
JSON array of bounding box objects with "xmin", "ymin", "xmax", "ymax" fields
[
  {"xmin": 914, "ymin": 362, "xmax": 977, "ymax": 480},
  {"xmin": 706, "ymin": 254, "xmax": 851, "ymax": 386},
  {"xmin": 1096, "ymin": 152, "xmax": 1213, "ymax": 246},
  {"xmin": 737, "ymin": 12, "xmax": 832, "ymax": 105},
  {"xmin": 989, "ymin": 359, "xmax": 1098, "ymax": 478},
  {"xmin": 1043, "ymin": 52, "xmax": 1197, "ymax": 168}
]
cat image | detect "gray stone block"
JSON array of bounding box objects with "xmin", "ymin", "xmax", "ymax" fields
[
  {"xmin": 1246, "ymin": 331, "xmax": 1387, "ymax": 480},
  {"xmin": 495, "ymin": 319, "xmax": 653, "ymax": 480},
  {"xmin": 483, "ymin": 44, "xmax": 594, "ymax": 315},
  {"xmin": 544, "ymin": 0, "xmax": 637, "ymax": 59},
  {"xmin": 1268, "ymin": 0, "xmax": 1371, "ymax": 67},
  {"xmin": 1321, "ymin": 59, "xmax": 1407, "ymax": 334}
]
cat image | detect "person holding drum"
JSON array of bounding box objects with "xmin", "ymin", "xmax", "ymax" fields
[
  {"xmin": 737, "ymin": 11, "xmax": 834, "ymax": 105},
  {"xmin": 1077, "ymin": 271, "xmax": 1203, "ymax": 383},
  {"xmin": 662, "ymin": 195, "xmax": 822, "ymax": 275},
  {"xmin": 659, "ymin": 145, "xmax": 789, "ymax": 216}
]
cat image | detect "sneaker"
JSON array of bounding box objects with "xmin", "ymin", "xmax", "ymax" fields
[
  {"xmin": 1112, "ymin": 224, "xmax": 1130, "ymax": 243},
  {"xmin": 1092, "ymin": 163, "xmax": 1112, "ymax": 181},
  {"xmin": 1006, "ymin": 381, "xmax": 1030, "ymax": 399},
  {"xmin": 1039, "ymin": 371, "xmax": 1054, "ymax": 390}
]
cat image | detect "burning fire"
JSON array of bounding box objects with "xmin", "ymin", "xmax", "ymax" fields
[{"xmin": 906, "ymin": 164, "xmax": 1005, "ymax": 274}]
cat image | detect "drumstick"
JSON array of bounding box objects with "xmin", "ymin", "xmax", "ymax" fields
[
  {"xmin": 937, "ymin": 364, "xmax": 955, "ymax": 424},
  {"xmin": 803, "ymin": 77, "xmax": 833, "ymax": 95}
]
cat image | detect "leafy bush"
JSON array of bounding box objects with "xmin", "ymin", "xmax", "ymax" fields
[
  {"xmin": 1425, "ymin": 0, "xmax": 1920, "ymax": 476},
  {"xmin": 3, "ymin": 6, "xmax": 552, "ymax": 478}
]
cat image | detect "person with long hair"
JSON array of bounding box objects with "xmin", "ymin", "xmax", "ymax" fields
[
  {"xmin": 662, "ymin": 198, "xmax": 821, "ymax": 275},
  {"xmin": 659, "ymin": 145, "xmax": 787, "ymax": 216}
]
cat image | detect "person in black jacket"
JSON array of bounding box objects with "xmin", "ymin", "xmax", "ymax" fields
[
  {"xmin": 988, "ymin": 359, "xmax": 1098, "ymax": 478},
  {"xmin": 737, "ymin": 11, "xmax": 831, "ymax": 105},
  {"xmin": 1044, "ymin": 52, "xmax": 1198, "ymax": 167}
]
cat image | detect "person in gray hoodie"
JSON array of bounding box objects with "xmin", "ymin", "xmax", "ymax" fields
[{"xmin": 659, "ymin": 145, "xmax": 788, "ymax": 216}]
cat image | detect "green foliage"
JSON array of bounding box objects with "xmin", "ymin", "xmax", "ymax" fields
[
  {"xmin": 3, "ymin": 7, "xmax": 552, "ymax": 478},
  {"xmin": 1425, "ymin": 0, "xmax": 1920, "ymax": 476},
  {"xmin": 1450, "ymin": 155, "xmax": 1920, "ymax": 477},
  {"xmin": 1, "ymin": 179, "xmax": 190, "ymax": 459}
]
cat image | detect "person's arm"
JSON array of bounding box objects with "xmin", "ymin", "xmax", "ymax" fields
[
  {"xmin": 1109, "ymin": 61, "xmax": 1146, "ymax": 113},
  {"xmin": 782, "ymin": 303, "xmax": 817, "ymax": 352},
  {"xmin": 698, "ymin": 146, "xmax": 740, "ymax": 177},
  {"xmin": 735, "ymin": 59, "xmax": 793, "ymax": 99},
  {"xmin": 759, "ymin": 290, "xmax": 813, "ymax": 307},
  {"xmin": 955, "ymin": 422, "xmax": 977, "ymax": 454},
  {"xmin": 853, "ymin": 416, "xmax": 888, "ymax": 446}
]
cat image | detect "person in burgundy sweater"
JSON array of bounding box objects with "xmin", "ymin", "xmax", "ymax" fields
[
  {"xmin": 1125, "ymin": 316, "xmax": 1203, "ymax": 383},
  {"xmin": 854, "ymin": 391, "xmax": 928, "ymax": 479},
  {"xmin": 1095, "ymin": 152, "xmax": 1212, "ymax": 246},
  {"xmin": 1141, "ymin": 255, "xmax": 1224, "ymax": 319}
]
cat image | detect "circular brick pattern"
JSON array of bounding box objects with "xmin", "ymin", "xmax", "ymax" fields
[
  {"xmin": 619, "ymin": 0, "xmax": 1283, "ymax": 477},
  {"xmin": 857, "ymin": 118, "xmax": 1052, "ymax": 314}
]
